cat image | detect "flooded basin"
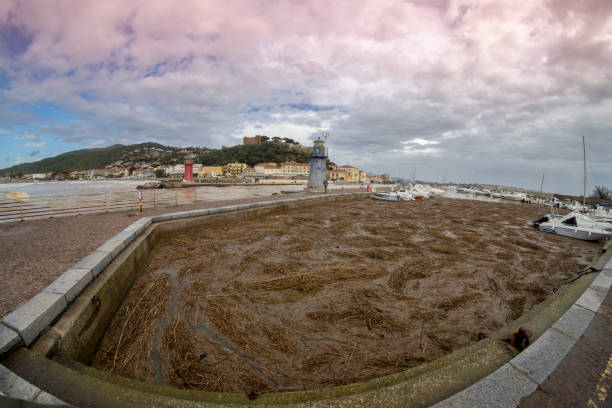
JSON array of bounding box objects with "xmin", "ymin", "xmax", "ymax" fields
[{"xmin": 90, "ymin": 198, "xmax": 600, "ymax": 394}]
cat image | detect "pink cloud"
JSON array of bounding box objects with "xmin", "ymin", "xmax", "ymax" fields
[{"xmin": 0, "ymin": 0, "xmax": 611, "ymax": 193}]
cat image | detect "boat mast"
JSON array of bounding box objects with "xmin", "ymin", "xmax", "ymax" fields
[
  {"xmin": 540, "ymin": 174, "xmax": 544, "ymax": 193},
  {"xmin": 583, "ymin": 135, "xmax": 587, "ymax": 207}
]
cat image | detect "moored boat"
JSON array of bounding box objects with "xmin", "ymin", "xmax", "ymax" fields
[
  {"xmin": 534, "ymin": 211, "xmax": 612, "ymax": 242},
  {"xmin": 370, "ymin": 192, "xmax": 402, "ymax": 201},
  {"xmin": 395, "ymin": 189, "xmax": 415, "ymax": 200}
]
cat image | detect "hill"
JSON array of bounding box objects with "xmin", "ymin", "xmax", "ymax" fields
[
  {"xmin": 0, "ymin": 142, "xmax": 171, "ymax": 175},
  {"xmin": 0, "ymin": 140, "xmax": 314, "ymax": 176},
  {"xmin": 198, "ymin": 142, "xmax": 312, "ymax": 167}
]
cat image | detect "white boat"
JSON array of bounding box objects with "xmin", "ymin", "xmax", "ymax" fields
[
  {"xmin": 534, "ymin": 211, "xmax": 612, "ymax": 241},
  {"xmin": 590, "ymin": 205, "xmax": 612, "ymax": 223},
  {"xmin": 395, "ymin": 189, "xmax": 415, "ymax": 200},
  {"xmin": 411, "ymin": 184, "xmax": 442, "ymax": 198},
  {"xmin": 502, "ymin": 191, "xmax": 531, "ymax": 203},
  {"xmin": 370, "ymin": 192, "xmax": 402, "ymax": 201},
  {"xmin": 429, "ymin": 186, "xmax": 446, "ymax": 196},
  {"xmin": 474, "ymin": 189, "xmax": 491, "ymax": 196}
]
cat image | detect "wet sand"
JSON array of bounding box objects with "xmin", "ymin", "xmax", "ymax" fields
[{"xmin": 92, "ymin": 198, "xmax": 600, "ymax": 395}]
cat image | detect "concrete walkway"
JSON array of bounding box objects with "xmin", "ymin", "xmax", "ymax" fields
[{"xmin": 519, "ymin": 286, "xmax": 611, "ymax": 407}]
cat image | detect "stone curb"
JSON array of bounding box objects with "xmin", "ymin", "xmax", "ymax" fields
[
  {"xmin": 0, "ymin": 325, "xmax": 19, "ymax": 356},
  {"xmin": 42, "ymin": 268, "xmax": 94, "ymax": 303},
  {"xmin": 2, "ymin": 292, "xmax": 67, "ymax": 346},
  {"xmin": 0, "ymin": 193, "xmax": 363, "ymax": 356},
  {"xmin": 434, "ymin": 255, "xmax": 612, "ymax": 407}
]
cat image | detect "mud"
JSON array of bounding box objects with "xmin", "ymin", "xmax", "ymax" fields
[{"xmin": 91, "ymin": 198, "xmax": 600, "ymax": 394}]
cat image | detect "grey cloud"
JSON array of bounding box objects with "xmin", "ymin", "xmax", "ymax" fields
[{"xmin": 0, "ymin": 0, "xmax": 610, "ymax": 195}]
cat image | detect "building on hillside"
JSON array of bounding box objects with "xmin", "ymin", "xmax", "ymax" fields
[
  {"xmin": 86, "ymin": 169, "xmax": 113, "ymax": 179},
  {"xmin": 254, "ymin": 163, "xmax": 281, "ymax": 176},
  {"xmin": 199, "ymin": 165, "xmax": 224, "ymax": 177},
  {"xmin": 359, "ymin": 170, "xmax": 367, "ymax": 183},
  {"xmin": 223, "ymin": 162, "xmax": 248, "ymax": 176},
  {"xmin": 368, "ymin": 174, "xmax": 382, "ymax": 183},
  {"xmin": 329, "ymin": 169, "xmax": 349, "ymax": 183},
  {"xmin": 69, "ymin": 171, "xmax": 86, "ymax": 179},
  {"xmin": 132, "ymin": 169, "xmax": 155, "ymax": 179},
  {"xmin": 381, "ymin": 173, "xmax": 393, "ymax": 183},
  {"xmin": 158, "ymin": 165, "xmax": 170, "ymax": 175},
  {"xmin": 166, "ymin": 164, "xmax": 185, "ymax": 178},
  {"xmin": 281, "ymin": 161, "xmax": 310, "ymax": 175},
  {"xmin": 111, "ymin": 168, "xmax": 125, "ymax": 178},
  {"xmin": 243, "ymin": 135, "xmax": 267, "ymax": 145},
  {"xmin": 338, "ymin": 165, "xmax": 361, "ymax": 183}
]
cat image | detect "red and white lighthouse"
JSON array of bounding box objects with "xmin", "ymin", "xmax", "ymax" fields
[{"xmin": 183, "ymin": 156, "xmax": 194, "ymax": 182}]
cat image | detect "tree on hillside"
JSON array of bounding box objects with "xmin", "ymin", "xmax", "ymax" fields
[
  {"xmin": 197, "ymin": 142, "xmax": 311, "ymax": 167},
  {"xmin": 591, "ymin": 185, "xmax": 611, "ymax": 200}
]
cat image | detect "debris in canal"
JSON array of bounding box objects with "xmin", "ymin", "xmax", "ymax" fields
[{"xmin": 91, "ymin": 198, "xmax": 600, "ymax": 394}]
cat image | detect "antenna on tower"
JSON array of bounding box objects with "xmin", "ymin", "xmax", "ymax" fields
[{"xmin": 322, "ymin": 132, "xmax": 329, "ymax": 143}]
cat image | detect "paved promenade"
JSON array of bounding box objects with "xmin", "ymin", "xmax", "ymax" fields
[
  {"xmin": 0, "ymin": 188, "xmax": 369, "ymax": 317},
  {"xmin": 520, "ymin": 286, "xmax": 611, "ymax": 408}
]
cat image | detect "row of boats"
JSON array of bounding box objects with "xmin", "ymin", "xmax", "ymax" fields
[
  {"xmin": 456, "ymin": 187, "xmax": 531, "ymax": 203},
  {"xmin": 455, "ymin": 187, "xmax": 612, "ymax": 241},
  {"xmin": 370, "ymin": 184, "xmax": 445, "ymax": 201},
  {"xmin": 370, "ymin": 183, "xmax": 612, "ymax": 243}
]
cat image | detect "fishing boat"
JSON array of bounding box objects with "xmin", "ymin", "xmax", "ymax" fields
[{"xmin": 534, "ymin": 211, "xmax": 612, "ymax": 242}]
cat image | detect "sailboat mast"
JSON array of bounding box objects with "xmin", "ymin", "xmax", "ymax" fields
[
  {"xmin": 540, "ymin": 174, "xmax": 544, "ymax": 193},
  {"xmin": 583, "ymin": 136, "xmax": 587, "ymax": 207}
]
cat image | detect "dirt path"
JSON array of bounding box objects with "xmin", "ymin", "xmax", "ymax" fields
[
  {"xmin": 92, "ymin": 198, "xmax": 601, "ymax": 395},
  {"xmin": 0, "ymin": 189, "xmax": 369, "ymax": 317}
]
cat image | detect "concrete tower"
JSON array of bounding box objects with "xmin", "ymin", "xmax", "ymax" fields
[{"xmin": 307, "ymin": 135, "xmax": 328, "ymax": 191}]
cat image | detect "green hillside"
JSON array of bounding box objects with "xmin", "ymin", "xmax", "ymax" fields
[
  {"xmin": 198, "ymin": 142, "xmax": 312, "ymax": 167},
  {"xmin": 0, "ymin": 140, "xmax": 313, "ymax": 176},
  {"xmin": 0, "ymin": 142, "xmax": 169, "ymax": 175}
]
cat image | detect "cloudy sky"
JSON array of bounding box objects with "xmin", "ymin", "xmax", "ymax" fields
[{"xmin": 0, "ymin": 0, "xmax": 611, "ymax": 194}]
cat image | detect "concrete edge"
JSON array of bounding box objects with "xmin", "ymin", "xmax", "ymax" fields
[
  {"xmin": 0, "ymin": 363, "xmax": 67, "ymax": 406},
  {"xmin": 434, "ymin": 254, "xmax": 612, "ymax": 407},
  {"xmin": 2, "ymin": 293, "xmax": 67, "ymax": 347},
  {"xmin": 0, "ymin": 324, "xmax": 20, "ymax": 356}
]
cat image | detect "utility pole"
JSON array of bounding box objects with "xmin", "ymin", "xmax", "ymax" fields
[
  {"xmin": 583, "ymin": 136, "xmax": 587, "ymax": 207},
  {"xmin": 539, "ymin": 174, "xmax": 544, "ymax": 193}
]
